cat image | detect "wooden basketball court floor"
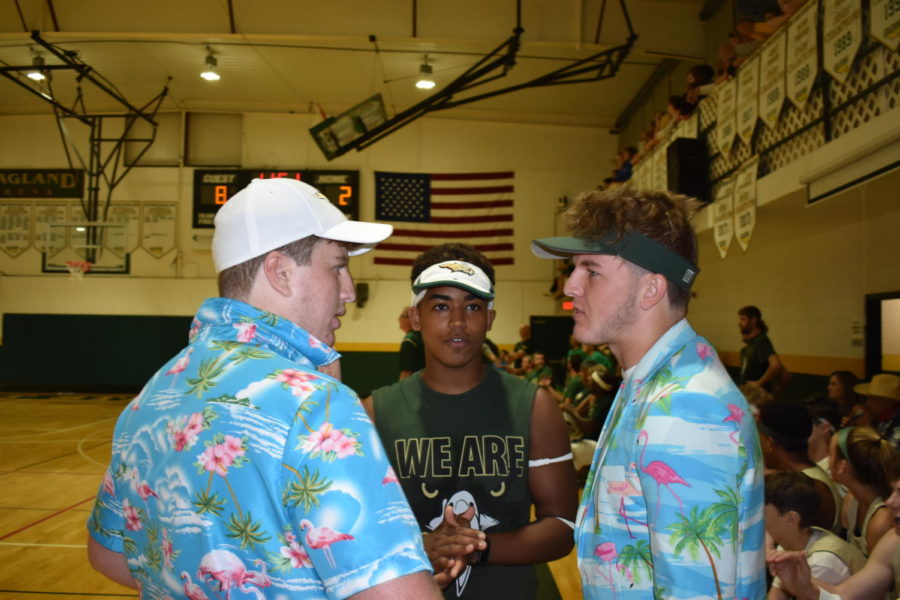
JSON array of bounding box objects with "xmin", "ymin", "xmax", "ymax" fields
[{"xmin": 0, "ymin": 391, "xmax": 582, "ymax": 599}]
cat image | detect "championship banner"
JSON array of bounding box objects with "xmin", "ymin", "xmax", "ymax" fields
[
  {"xmin": 716, "ymin": 77, "xmax": 738, "ymax": 154},
  {"xmin": 823, "ymin": 0, "xmax": 862, "ymax": 84},
  {"xmin": 759, "ymin": 28, "xmax": 787, "ymax": 127},
  {"xmin": 734, "ymin": 158, "xmax": 760, "ymax": 252},
  {"xmin": 34, "ymin": 201, "xmax": 69, "ymax": 252},
  {"xmin": 737, "ymin": 55, "xmax": 760, "ymax": 144},
  {"xmin": 713, "ymin": 177, "xmax": 736, "ymax": 259},
  {"xmin": 787, "ymin": 0, "xmax": 819, "ymax": 107},
  {"xmin": 0, "ymin": 201, "xmax": 33, "ymax": 257},
  {"xmin": 140, "ymin": 202, "xmax": 177, "ymax": 258},
  {"xmin": 106, "ymin": 202, "xmax": 142, "ymax": 254},
  {"xmin": 871, "ymin": 0, "xmax": 900, "ymax": 52},
  {"xmin": 652, "ymin": 144, "xmax": 668, "ymax": 191},
  {"xmin": 0, "ymin": 169, "xmax": 84, "ymax": 198}
]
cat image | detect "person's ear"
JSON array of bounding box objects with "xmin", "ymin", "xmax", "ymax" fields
[
  {"xmin": 486, "ymin": 309, "xmax": 496, "ymax": 332},
  {"xmin": 261, "ymin": 251, "xmax": 293, "ymax": 297},
  {"xmin": 786, "ymin": 510, "xmax": 801, "ymax": 526},
  {"xmin": 409, "ymin": 305, "xmax": 422, "ymax": 331},
  {"xmin": 640, "ymin": 273, "xmax": 668, "ymax": 310}
]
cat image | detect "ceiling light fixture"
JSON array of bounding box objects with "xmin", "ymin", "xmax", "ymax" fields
[
  {"xmin": 26, "ymin": 54, "xmax": 46, "ymax": 82},
  {"xmin": 200, "ymin": 48, "xmax": 220, "ymax": 81},
  {"xmin": 415, "ymin": 56, "xmax": 435, "ymax": 90}
]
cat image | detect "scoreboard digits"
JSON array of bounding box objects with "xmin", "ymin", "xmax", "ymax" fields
[{"xmin": 193, "ymin": 169, "xmax": 360, "ymax": 228}]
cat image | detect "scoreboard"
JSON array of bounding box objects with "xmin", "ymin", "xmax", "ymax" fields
[{"xmin": 193, "ymin": 169, "xmax": 360, "ymax": 228}]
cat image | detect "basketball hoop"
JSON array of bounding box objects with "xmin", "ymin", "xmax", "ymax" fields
[{"xmin": 64, "ymin": 260, "xmax": 92, "ymax": 282}]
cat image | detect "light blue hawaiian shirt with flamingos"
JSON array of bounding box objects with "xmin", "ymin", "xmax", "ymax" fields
[
  {"xmin": 88, "ymin": 298, "xmax": 431, "ymax": 599},
  {"xmin": 575, "ymin": 319, "xmax": 765, "ymax": 600}
]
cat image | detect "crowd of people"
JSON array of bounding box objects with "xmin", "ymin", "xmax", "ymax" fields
[{"xmin": 85, "ymin": 177, "xmax": 900, "ymax": 600}]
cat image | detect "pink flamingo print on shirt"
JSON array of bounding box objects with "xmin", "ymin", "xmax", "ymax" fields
[
  {"xmin": 197, "ymin": 549, "xmax": 270, "ymax": 600},
  {"xmin": 637, "ymin": 429, "xmax": 690, "ymax": 515},
  {"xmin": 165, "ymin": 347, "xmax": 193, "ymax": 387},
  {"xmin": 723, "ymin": 403, "xmax": 745, "ymax": 445},
  {"xmin": 606, "ymin": 464, "xmax": 647, "ymax": 538},
  {"xmin": 594, "ymin": 542, "xmax": 619, "ymax": 599},
  {"xmin": 180, "ymin": 571, "xmax": 209, "ymax": 600},
  {"xmin": 300, "ymin": 519, "xmax": 354, "ymax": 569}
]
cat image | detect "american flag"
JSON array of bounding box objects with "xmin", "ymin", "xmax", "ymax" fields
[{"xmin": 373, "ymin": 171, "xmax": 515, "ymax": 266}]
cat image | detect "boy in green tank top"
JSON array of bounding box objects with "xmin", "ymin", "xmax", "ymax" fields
[
  {"xmin": 363, "ymin": 243, "xmax": 578, "ymax": 600},
  {"xmin": 768, "ymin": 459, "xmax": 900, "ymax": 600}
]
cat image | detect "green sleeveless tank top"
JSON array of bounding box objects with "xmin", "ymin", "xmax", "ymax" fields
[{"xmin": 372, "ymin": 369, "xmax": 544, "ymax": 599}]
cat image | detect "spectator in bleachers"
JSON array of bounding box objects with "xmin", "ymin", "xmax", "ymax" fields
[
  {"xmin": 765, "ymin": 471, "xmax": 865, "ymax": 600},
  {"xmin": 740, "ymin": 381, "xmax": 773, "ymax": 421},
  {"xmin": 758, "ymin": 399, "xmax": 842, "ymax": 533},
  {"xmin": 826, "ymin": 370, "xmax": 866, "ymax": 424},
  {"xmin": 525, "ymin": 351, "xmax": 553, "ymax": 386},
  {"xmin": 830, "ymin": 425, "xmax": 895, "ymax": 556},
  {"xmin": 805, "ymin": 395, "xmax": 845, "ymax": 480},
  {"xmin": 853, "ymin": 373, "xmax": 900, "ymax": 449},
  {"xmin": 768, "ymin": 454, "xmax": 900, "ymax": 600},
  {"xmin": 686, "ymin": 63, "xmax": 716, "ymax": 105}
]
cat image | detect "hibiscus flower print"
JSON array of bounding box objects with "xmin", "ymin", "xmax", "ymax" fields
[
  {"xmin": 280, "ymin": 540, "xmax": 312, "ymax": 568},
  {"xmin": 102, "ymin": 470, "xmax": 115, "ymax": 496},
  {"xmin": 167, "ymin": 411, "xmax": 205, "ymax": 452},
  {"xmin": 161, "ymin": 528, "xmax": 177, "ymax": 569},
  {"xmin": 272, "ymin": 368, "xmax": 319, "ymax": 398},
  {"xmin": 122, "ymin": 498, "xmax": 142, "ymax": 531},
  {"xmin": 196, "ymin": 434, "xmax": 248, "ymax": 476},
  {"xmin": 298, "ymin": 422, "xmax": 361, "ymax": 461}
]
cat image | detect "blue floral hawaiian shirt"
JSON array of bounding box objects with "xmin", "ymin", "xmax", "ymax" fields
[
  {"xmin": 88, "ymin": 297, "xmax": 431, "ymax": 599},
  {"xmin": 576, "ymin": 319, "xmax": 765, "ymax": 599}
]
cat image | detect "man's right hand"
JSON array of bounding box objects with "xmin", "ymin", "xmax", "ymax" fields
[
  {"xmin": 426, "ymin": 504, "xmax": 486, "ymax": 588},
  {"xmin": 767, "ymin": 549, "xmax": 820, "ymax": 600}
]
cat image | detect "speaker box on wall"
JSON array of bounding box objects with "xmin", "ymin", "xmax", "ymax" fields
[{"xmin": 667, "ymin": 138, "xmax": 709, "ymax": 204}]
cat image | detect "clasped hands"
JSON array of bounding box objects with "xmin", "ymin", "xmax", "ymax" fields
[{"xmin": 426, "ymin": 504, "xmax": 488, "ymax": 589}]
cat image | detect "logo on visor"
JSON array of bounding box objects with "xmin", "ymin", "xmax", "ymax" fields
[
  {"xmin": 439, "ymin": 262, "xmax": 475, "ymax": 275},
  {"xmin": 683, "ymin": 269, "xmax": 696, "ymax": 284}
]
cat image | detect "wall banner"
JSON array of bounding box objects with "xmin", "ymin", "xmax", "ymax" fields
[
  {"xmin": 0, "ymin": 201, "xmax": 33, "ymax": 257},
  {"xmin": 734, "ymin": 158, "xmax": 760, "ymax": 252},
  {"xmin": 787, "ymin": 0, "xmax": 819, "ymax": 107},
  {"xmin": 141, "ymin": 202, "xmax": 177, "ymax": 258},
  {"xmin": 34, "ymin": 201, "xmax": 69, "ymax": 252},
  {"xmin": 106, "ymin": 202, "xmax": 142, "ymax": 253},
  {"xmin": 823, "ymin": 0, "xmax": 863, "ymax": 84},
  {"xmin": 716, "ymin": 77, "xmax": 738, "ymax": 154},
  {"xmin": 759, "ymin": 28, "xmax": 787, "ymax": 127},
  {"xmin": 870, "ymin": 0, "xmax": 900, "ymax": 52},
  {"xmin": 737, "ymin": 56, "xmax": 760, "ymax": 144},
  {"xmin": 0, "ymin": 169, "xmax": 84, "ymax": 198},
  {"xmin": 714, "ymin": 177, "xmax": 736, "ymax": 259}
]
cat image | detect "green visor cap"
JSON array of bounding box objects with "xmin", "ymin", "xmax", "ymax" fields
[{"xmin": 531, "ymin": 231, "xmax": 700, "ymax": 290}]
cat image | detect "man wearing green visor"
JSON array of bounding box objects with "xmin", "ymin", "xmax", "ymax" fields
[
  {"xmin": 364, "ymin": 243, "xmax": 577, "ymax": 600},
  {"xmin": 532, "ymin": 188, "xmax": 765, "ymax": 599}
]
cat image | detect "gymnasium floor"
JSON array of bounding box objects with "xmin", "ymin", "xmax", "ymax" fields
[{"xmin": 0, "ymin": 392, "xmax": 581, "ymax": 599}]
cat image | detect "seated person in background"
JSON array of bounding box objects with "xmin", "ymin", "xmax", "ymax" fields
[
  {"xmin": 685, "ymin": 63, "xmax": 716, "ymax": 105},
  {"xmin": 541, "ymin": 354, "xmax": 583, "ymax": 405},
  {"xmin": 853, "ymin": 373, "xmax": 900, "ymax": 449},
  {"xmin": 825, "ymin": 370, "xmax": 866, "ymax": 425},
  {"xmin": 365, "ymin": 242, "xmax": 577, "ymax": 599},
  {"xmin": 805, "ymin": 396, "xmax": 845, "ymax": 483},
  {"xmin": 740, "ymin": 381, "xmax": 773, "ymax": 421},
  {"xmin": 765, "ymin": 471, "xmax": 866, "ymax": 600},
  {"xmin": 509, "ymin": 324, "xmax": 532, "ymax": 371},
  {"xmin": 525, "ymin": 352, "xmax": 553, "ymax": 386},
  {"xmin": 758, "ymin": 399, "xmax": 841, "ymax": 533},
  {"xmin": 767, "ymin": 454, "xmax": 900, "ymax": 600},
  {"xmin": 562, "ymin": 365, "xmax": 620, "ymax": 478},
  {"xmin": 494, "ymin": 348, "xmax": 511, "ymax": 371},
  {"xmin": 830, "ymin": 425, "xmax": 895, "ymax": 556},
  {"xmin": 512, "ymin": 353, "xmax": 534, "ymax": 378}
]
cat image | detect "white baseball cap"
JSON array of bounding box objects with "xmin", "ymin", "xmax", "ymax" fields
[
  {"xmin": 212, "ymin": 178, "xmax": 393, "ymax": 272},
  {"xmin": 411, "ymin": 260, "xmax": 495, "ymax": 305}
]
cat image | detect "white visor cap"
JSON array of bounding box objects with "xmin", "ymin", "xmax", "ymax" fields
[{"xmin": 212, "ymin": 177, "xmax": 392, "ymax": 272}]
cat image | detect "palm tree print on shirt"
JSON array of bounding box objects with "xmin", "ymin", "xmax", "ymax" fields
[{"xmin": 669, "ymin": 504, "xmax": 727, "ymax": 600}]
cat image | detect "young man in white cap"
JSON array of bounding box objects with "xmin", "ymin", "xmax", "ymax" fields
[
  {"xmin": 531, "ymin": 187, "xmax": 765, "ymax": 599},
  {"xmin": 364, "ymin": 243, "xmax": 577, "ymax": 599},
  {"xmin": 86, "ymin": 178, "xmax": 442, "ymax": 599}
]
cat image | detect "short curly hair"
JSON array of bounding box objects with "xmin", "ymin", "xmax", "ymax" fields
[
  {"xmin": 564, "ymin": 187, "xmax": 701, "ymax": 308},
  {"xmin": 410, "ymin": 243, "xmax": 496, "ymax": 286}
]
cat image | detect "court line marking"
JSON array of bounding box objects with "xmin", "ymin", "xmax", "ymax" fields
[
  {"xmin": 1, "ymin": 418, "xmax": 117, "ymax": 441},
  {"xmin": 0, "ymin": 541, "xmax": 84, "ymax": 548},
  {"xmin": 0, "ymin": 496, "xmax": 95, "ymax": 541}
]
